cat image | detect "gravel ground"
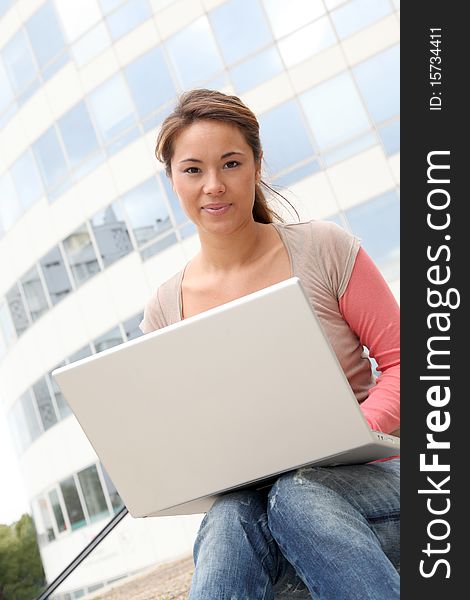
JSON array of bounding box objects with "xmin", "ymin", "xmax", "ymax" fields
[{"xmin": 88, "ymin": 555, "xmax": 194, "ymax": 600}]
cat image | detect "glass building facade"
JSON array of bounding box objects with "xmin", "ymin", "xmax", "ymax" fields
[{"xmin": 0, "ymin": 0, "xmax": 399, "ymax": 596}]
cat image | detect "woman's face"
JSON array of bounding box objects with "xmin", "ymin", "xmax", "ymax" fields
[{"xmin": 170, "ymin": 119, "xmax": 261, "ymax": 234}]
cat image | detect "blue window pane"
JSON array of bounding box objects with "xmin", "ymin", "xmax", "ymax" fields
[
  {"xmin": 277, "ymin": 17, "xmax": 336, "ymax": 68},
  {"xmin": 160, "ymin": 173, "xmax": 186, "ymax": 225},
  {"xmin": 25, "ymin": 2, "xmax": 66, "ymax": 69},
  {"xmin": 209, "ymin": 0, "xmax": 272, "ymax": 65},
  {"xmin": 322, "ymin": 131, "xmax": 377, "ymax": 167},
  {"xmin": 0, "ymin": 172, "xmax": 23, "ymax": 232},
  {"xmin": 6, "ymin": 284, "xmax": 30, "ymax": 336},
  {"xmin": 32, "ymin": 377, "xmax": 57, "ymax": 430},
  {"xmin": 378, "ymin": 119, "xmax": 400, "ymax": 156},
  {"xmin": 140, "ymin": 232, "xmax": 177, "ymax": 260},
  {"xmin": 32, "ymin": 127, "xmax": 68, "ymax": 190},
  {"xmin": 0, "ymin": 0, "xmax": 13, "ymax": 18},
  {"xmin": 124, "ymin": 46, "xmax": 176, "ymax": 118},
  {"xmin": 21, "ymin": 390, "xmax": 42, "ymax": 443},
  {"xmin": 89, "ymin": 74, "xmax": 137, "ymax": 143},
  {"xmin": 71, "ymin": 23, "xmax": 111, "ymax": 67},
  {"xmin": 259, "ymin": 100, "xmax": 314, "ymax": 172},
  {"xmin": 10, "ymin": 150, "xmax": 44, "ymax": 209},
  {"xmin": 120, "ymin": 178, "xmax": 172, "ymax": 247},
  {"xmin": 166, "ymin": 16, "xmax": 224, "ymax": 89},
  {"xmin": 107, "ymin": 0, "xmax": 151, "ymax": 40},
  {"xmin": 263, "ymin": 0, "xmax": 326, "ymax": 38},
  {"xmin": 331, "ymin": 0, "xmax": 392, "ymax": 39},
  {"xmin": 99, "ymin": 0, "xmax": 124, "ymax": 13},
  {"xmin": 39, "ymin": 246, "xmax": 72, "ymax": 305},
  {"xmin": 90, "ymin": 203, "xmax": 133, "ymax": 267},
  {"xmin": 0, "ymin": 61, "xmax": 14, "ymax": 115},
  {"xmin": 63, "ymin": 224, "xmax": 101, "ymax": 287},
  {"xmin": 20, "ymin": 265, "xmax": 49, "ymax": 322},
  {"xmin": 58, "ymin": 101, "xmax": 100, "ymax": 168},
  {"xmin": 345, "ymin": 190, "xmax": 400, "ymax": 280},
  {"xmin": 0, "ymin": 300, "xmax": 15, "ymax": 348},
  {"xmin": 1, "ymin": 29, "xmax": 38, "ymax": 94},
  {"xmin": 353, "ymin": 45, "xmax": 400, "ymax": 124},
  {"xmin": 230, "ymin": 46, "xmax": 283, "ymax": 94},
  {"xmin": 272, "ymin": 159, "xmax": 320, "ymax": 187},
  {"xmin": 300, "ymin": 72, "xmax": 371, "ymax": 151}
]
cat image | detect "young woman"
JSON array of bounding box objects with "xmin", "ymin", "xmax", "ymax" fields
[{"xmin": 140, "ymin": 89, "xmax": 400, "ymax": 600}]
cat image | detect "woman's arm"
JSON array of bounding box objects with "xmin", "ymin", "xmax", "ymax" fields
[{"xmin": 339, "ymin": 247, "xmax": 400, "ymax": 435}]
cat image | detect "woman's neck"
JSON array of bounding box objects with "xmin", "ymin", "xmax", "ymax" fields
[{"xmin": 195, "ymin": 220, "xmax": 268, "ymax": 274}]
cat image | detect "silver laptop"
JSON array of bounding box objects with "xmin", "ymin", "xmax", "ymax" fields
[{"xmin": 53, "ymin": 277, "xmax": 399, "ymax": 518}]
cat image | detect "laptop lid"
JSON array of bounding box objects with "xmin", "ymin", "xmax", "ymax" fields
[{"xmin": 53, "ymin": 277, "xmax": 398, "ymax": 518}]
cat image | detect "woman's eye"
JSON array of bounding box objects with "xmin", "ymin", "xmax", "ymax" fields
[
  {"xmin": 184, "ymin": 167, "xmax": 200, "ymax": 174},
  {"xmin": 224, "ymin": 160, "xmax": 240, "ymax": 169}
]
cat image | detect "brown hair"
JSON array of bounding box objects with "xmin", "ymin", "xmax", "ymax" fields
[{"xmin": 155, "ymin": 89, "xmax": 297, "ymax": 224}]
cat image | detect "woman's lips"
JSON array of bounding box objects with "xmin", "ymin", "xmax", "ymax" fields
[{"xmin": 202, "ymin": 204, "xmax": 232, "ymax": 215}]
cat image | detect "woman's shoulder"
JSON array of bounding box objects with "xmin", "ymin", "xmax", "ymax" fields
[
  {"xmin": 140, "ymin": 269, "xmax": 184, "ymax": 333},
  {"xmin": 276, "ymin": 218, "xmax": 358, "ymax": 247}
]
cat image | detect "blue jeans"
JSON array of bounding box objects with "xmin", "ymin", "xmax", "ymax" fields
[{"xmin": 189, "ymin": 459, "xmax": 400, "ymax": 600}]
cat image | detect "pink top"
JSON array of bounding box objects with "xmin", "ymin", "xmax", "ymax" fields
[{"xmin": 339, "ymin": 248, "xmax": 400, "ymax": 435}]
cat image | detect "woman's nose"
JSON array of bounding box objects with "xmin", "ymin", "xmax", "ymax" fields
[{"xmin": 203, "ymin": 172, "xmax": 225, "ymax": 195}]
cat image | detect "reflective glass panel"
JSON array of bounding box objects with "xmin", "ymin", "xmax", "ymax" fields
[
  {"xmin": 60, "ymin": 476, "xmax": 86, "ymax": 530},
  {"xmin": 38, "ymin": 497, "xmax": 55, "ymax": 543},
  {"xmin": 378, "ymin": 119, "xmax": 400, "ymax": 156},
  {"xmin": 0, "ymin": 60, "xmax": 14, "ymax": 115},
  {"xmin": 25, "ymin": 2, "xmax": 66, "ymax": 69},
  {"xmin": 49, "ymin": 488, "xmax": 67, "ymax": 532},
  {"xmin": 345, "ymin": 190, "xmax": 400, "ymax": 280},
  {"xmin": 165, "ymin": 16, "xmax": 224, "ymax": 89},
  {"xmin": 300, "ymin": 72, "xmax": 371, "ymax": 151},
  {"xmin": 140, "ymin": 231, "xmax": 177, "ymax": 260},
  {"xmin": 10, "ymin": 150, "xmax": 44, "ymax": 209},
  {"xmin": 277, "ymin": 16, "xmax": 336, "ymax": 68},
  {"xmin": 0, "ymin": 171, "xmax": 23, "ymax": 232},
  {"xmin": 0, "ymin": 0, "xmax": 13, "ymax": 18},
  {"xmin": 124, "ymin": 46, "xmax": 175, "ymax": 117},
  {"xmin": 331, "ymin": 0, "xmax": 391, "ymax": 39},
  {"xmin": 107, "ymin": 0, "xmax": 151, "ymax": 40},
  {"xmin": 58, "ymin": 101, "xmax": 100, "ymax": 168},
  {"xmin": 259, "ymin": 100, "xmax": 314, "ymax": 172},
  {"xmin": 32, "ymin": 126, "xmax": 68, "ymax": 190},
  {"xmin": 20, "ymin": 265, "xmax": 49, "ymax": 322},
  {"xmin": 90, "ymin": 203, "xmax": 133, "ymax": 267},
  {"xmin": 48, "ymin": 364, "xmax": 72, "ymax": 419},
  {"xmin": 8, "ymin": 401, "xmax": 29, "ymax": 454},
  {"xmin": 263, "ymin": 0, "xmax": 326, "ymax": 38},
  {"xmin": 93, "ymin": 326, "xmax": 123, "ymax": 352},
  {"xmin": 209, "ymin": 0, "xmax": 272, "ymax": 65},
  {"xmin": 123, "ymin": 314, "xmax": 143, "ymax": 341},
  {"xmin": 55, "ymin": 0, "xmax": 101, "ymax": 43},
  {"xmin": 21, "ymin": 389, "xmax": 42, "ymax": 443},
  {"xmin": 0, "ymin": 299, "xmax": 15, "ymax": 347},
  {"xmin": 353, "ymin": 45, "xmax": 400, "ymax": 124},
  {"xmin": 120, "ymin": 178, "xmax": 172, "ymax": 247},
  {"xmin": 230, "ymin": 46, "xmax": 283, "ymax": 94},
  {"xmin": 160, "ymin": 175, "xmax": 186, "ymax": 225},
  {"xmin": 63, "ymin": 224, "xmax": 101, "ymax": 287},
  {"xmin": 32, "ymin": 377, "xmax": 58, "ymax": 431},
  {"xmin": 88, "ymin": 74, "xmax": 137, "ymax": 143},
  {"xmin": 100, "ymin": 465, "xmax": 123, "ymax": 512},
  {"xmin": 78, "ymin": 465, "xmax": 109, "ymax": 522},
  {"xmin": 6, "ymin": 283, "xmax": 30, "ymax": 336},
  {"xmin": 1, "ymin": 29, "xmax": 37, "ymax": 94},
  {"xmin": 69, "ymin": 344, "xmax": 93, "ymax": 363},
  {"xmin": 39, "ymin": 246, "xmax": 72, "ymax": 305},
  {"xmin": 71, "ymin": 22, "xmax": 111, "ymax": 67},
  {"xmin": 100, "ymin": 0, "xmax": 123, "ymax": 12}
]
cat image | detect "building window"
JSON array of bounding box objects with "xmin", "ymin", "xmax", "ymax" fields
[
  {"xmin": 39, "ymin": 246, "xmax": 73, "ymax": 306},
  {"xmin": 330, "ymin": 0, "xmax": 392, "ymax": 39},
  {"xmin": 259, "ymin": 99, "xmax": 315, "ymax": 173},
  {"xmin": 37, "ymin": 497, "xmax": 56, "ymax": 543},
  {"xmin": 60, "ymin": 476, "xmax": 87, "ymax": 530},
  {"xmin": 48, "ymin": 364, "xmax": 72, "ymax": 419},
  {"xmin": 10, "ymin": 149, "xmax": 44, "ymax": 210},
  {"xmin": 209, "ymin": 0, "xmax": 272, "ymax": 65},
  {"xmin": 263, "ymin": 0, "xmax": 326, "ymax": 38},
  {"xmin": 32, "ymin": 377, "xmax": 58, "ymax": 431},
  {"xmin": 78, "ymin": 465, "xmax": 109, "ymax": 523},
  {"xmin": 1, "ymin": 29, "xmax": 39, "ymax": 102},
  {"xmin": 90, "ymin": 203, "xmax": 133, "ymax": 267},
  {"xmin": 93, "ymin": 326, "xmax": 123, "ymax": 353},
  {"xmin": 120, "ymin": 178, "xmax": 172, "ymax": 250},
  {"xmin": 277, "ymin": 17, "xmax": 336, "ymax": 68},
  {"xmin": 58, "ymin": 101, "xmax": 101, "ymax": 170},
  {"xmin": 71, "ymin": 22, "xmax": 111, "ymax": 67},
  {"xmin": 353, "ymin": 44, "xmax": 400, "ymax": 125},
  {"xmin": 123, "ymin": 314, "xmax": 143, "ymax": 341},
  {"xmin": 32, "ymin": 126, "xmax": 69, "ymax": 192},
  {"xmin": 230, "ymin": 46, "xmax": 283, "ymax": 94},
  {"xmin": 49, "ymin": 488, "xmax": 67, "ymax": 533},
  {"xmin": 0, "ymin": 171, "xmax": 23, "ymax": 233},
  {"xmin": 6, "ymin": 283, "xmax": 30, "ymax": 336},
  {"xmin": 100, "ymin": 465, "xmax": 124, "ymax": 513},
  {"xmin": 19, "ymin": 266, "xmax": 49, "ymax": 322},
  {"xmin": 106, "ymin": 0, "xmax": 152, "ymax": 40},
  {"xmin": 165, "ymin": 16, "xmax": 224, "ymax": 89},
  {"xmin": 63, "ymin": 224, "xmax": 101, "ymax": 287},
  {"xmin": 300, "ymin": 72, "xmax": 371, "ymax": 152}
]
